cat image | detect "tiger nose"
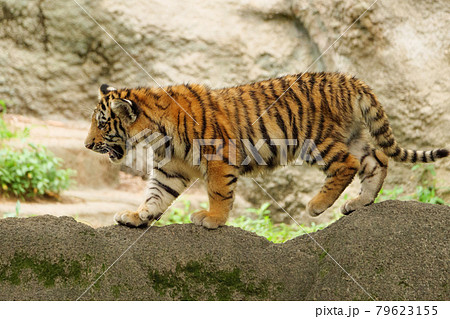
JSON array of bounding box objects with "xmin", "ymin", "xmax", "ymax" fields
[{"xmin": 85, "ymin": 142, "xmax": 95, "ymax": 150}]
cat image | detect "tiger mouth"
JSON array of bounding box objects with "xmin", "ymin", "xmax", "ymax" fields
[
  {"xmin": 92, "ymin": 144, "xmax": 124, "ymax": 162},
  {"xmin": 106, "ymin": 144, "xmax": 125, "ymax": 161}
]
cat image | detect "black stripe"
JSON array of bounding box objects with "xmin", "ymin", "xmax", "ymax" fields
[
  {"xmin": 214, "ymin": 191, "xmax": 233, "ymax": 201},
  {"xmin": 155, "ymin": 167, "xmax": 189, "ymax": 181},
  {"xmin": 226, "ymin": 177, "xmax": 238, "ymax": 186},
  {"xmin": 240, "ymin": 164, "xmax": 254, "ymax": 175},
  {"xmin": 400, "ymin": 149, "xmax": 408, "ymax": 161},
  {"xmin": 279, "ymin": 78, "xmax": 294, "ymax": 123},
  {"xmin": 260, "ymin": 84, "xmax": 273, "ymax": 117},
  {"xmin": 315, "ymin": 111, "xmax": 325, "ymax": 144},
  {"xmin": 316, "ymin": 77, "xmax": 330, "ymax": 143},
  {"xmin": 373, "ymin": 109, "xmax": 385, "ymax": 122},
  {"xmin": 250, "ymin": 90, "xmax": 277, "ymax": 158},
  {"xmin": 411, "ymin": 150, "xmax": 417, "ymax": 163},
  {"xmin": 321, "ymin": 122, "xmax": 335, "ymax": 141},
  {"xmin": 299, "ymin": 79, "xmax": 313, "ymax": 140},
  {"xmin": 183, "ymin": 113, "xmax": 191, "ymax": 158},
  {"xmin": 283, "ymin": 82, "xmax": 304, "ymax": 154},
  {"xmin": 340, "ymin": 152, "xmax": 350, "ymax": 163},
  {"xmin": 269, "ymin": 82, "xmax": 279, "ymax": 102},
  {"xmin": 277, "ymin": 100, "xmax": 292, "ymax": 137},
  {"xmin": 322, "ymin": 151, "xmax": 344, "ymax": 172},
  {"xmin": 155, "ymin": 180, "xmax": 180, "ymax": 198},
  {"xmin": 372, "ymin": 122, "xmax": 390, "ymax": 136},
  {"xmin": 339, "ymin": 75, "xmax": 348, "ymax": 113},
  {"xmin": 207, "ymin": 91, "xmax": 221, "ymax": 141},
  {"xmin": 345, "ymin": 78, "xmax": 352, "ymax": 113},
  {"xmin": 359, "ymin": 163, "xmax": 368, "ymax": 177},
  {"xmin": 436, "ymin": 149, "xmax": 449, "ymax": 158},
  {"xmin": 231, "ymin": 95, "xmax": 241, "ymax": 136},
  {"xmin": 146, "ymin": 194, "xmax": 161, "ymax": 203},
  {"xmin": 186, "ymin": 85, "xmax": 206, "ymax": 139},
  {"xmin": 141, "ymin": 109, "xmax": 161, "ymax": 127},
  {"xmin": 379, "ymin": 138, "xmax": 395, "ymax": 148},
  {"xmin": 369, "ymin": 92, "xmax": 378, "ymax": 108},
  {"xmin": 429, "ymin": 151, "xmax": 435, "ymax": 162},
  {"xmin": 319, "ymin": 142, "xmax": 335, "ymax": 160},
  {"xmin": 230, "ymin": 94, "xmax": 246, "ymax": 158},
  {"xmin": 275, "ymin": 112, "xmax": 287, "ymax": 137},
  {"xmin": 237, "ymin": 88, "xmax": 255, "ymax": 141},
  {"xmin": 421, "ymin": 152, "xmax": 428, "ymax": 163},
  {"xmin": 290, "ymin": 86, "xmax": 304, "ymax": 134},
  {"xmin": 372, "ymin": 149, "xmax": 386, "ymax": 167},
  {"xmin": 390, "ymin": 146, "xmax": 401, "ymax": 158},
  {"xmin": 308, "ymin": 74, "xmax": 317, "ymax": 140},
  {"xmin": 148, "ymin": 186, "xmax": 163, "ymax": 196}
]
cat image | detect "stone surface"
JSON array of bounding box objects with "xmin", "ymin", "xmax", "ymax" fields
[
  {"xmin": 0, "ymin": 200, "xmax": 448, "ymax": 300},
  {"xmin": 0, "ymin": 0, "xmax": 315, "ymax": 119},
  {"xmin": 1, "ymin": 0, "xmax": 449, "ymax": 222}
]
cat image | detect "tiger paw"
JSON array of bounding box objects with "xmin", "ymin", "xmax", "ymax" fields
[
  {"xmin": 190, "ymin": 210, "xmax": 227, "ymax": 229},
  {"xmin": 340, "ymin": 197, "xmax": 374, "ymax": 215},
  {"xmin": 306, "ymin": 200, "xmax": 329, "ymax": 217},
  {"xmin": 114, "ymin": 209, "xmax": 164, "ymax": 228},
  {"xmin": 114, "ymin": 210, "xmax": 149, "ymax": 228}
]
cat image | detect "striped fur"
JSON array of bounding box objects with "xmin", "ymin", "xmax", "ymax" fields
[{"xmin": 85, "ymin": 72, "xmax": 449, "ymax": 228}]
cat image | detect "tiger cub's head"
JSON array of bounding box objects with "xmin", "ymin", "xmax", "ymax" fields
[{"xmin": 84, "ymin": 84, "xmax": 139, "ymax": 163}]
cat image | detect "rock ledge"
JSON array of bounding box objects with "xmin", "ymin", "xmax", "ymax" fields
[{"xmin": 0, "ymin": 200, "xmax": 448, "ymax": 300}]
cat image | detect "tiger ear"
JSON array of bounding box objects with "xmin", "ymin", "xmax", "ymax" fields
[
  {"xmin": 98, "ymin": 84, "xmax": 117, "ymax": 99},
  {"xmin": 111, "ymin": 99, "xmax": 137, "ymax": 125}
]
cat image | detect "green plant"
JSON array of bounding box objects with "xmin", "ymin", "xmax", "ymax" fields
[
  {"xmin": 230, "ymin": 203, "xmax": 331, "ymax": 243},
  {"xmin": 162, "ymin": 199, "xmax": 193, "ymax": 224},
  {"xmin": 0, "ymin": 100, "xmax": 29, "ymax": 140},
  {"xmin": 375, "ymin": 187, "xmax": 405, "ymax": 202},
  {"xmin": 0, "ymin": 143, "xmax": 74, "ymax": 199},
  {"xmin": 0, "ymin": 100, "xmax": 14, "ymax": 139},
  {"xmin": 159, "ymin": 201, "xmax": 332, "ymax": 243},
  {"xmin": 2, "ymin": 200, "xmax": 21, "ymax": 218},
  {"xmin": 375, "ymin": 164, "xmax": 447, "ymax": 205}
]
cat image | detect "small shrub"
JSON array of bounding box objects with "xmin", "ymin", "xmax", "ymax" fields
[
  {"xmin": 0, "ymin": 143, "xmax": 75, "ymax": 199},
  {"xmin": 0, "ymin": 100, "xmax": 75, "ymax": 199}
]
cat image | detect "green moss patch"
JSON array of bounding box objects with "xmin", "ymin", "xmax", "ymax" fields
[
  {"xmin": 0, "ymin": 253, "xmax": 90, "ymax": 287},
  {"xmin": 148, "ymin": 260, "xmax": 271, "ymax": 300}
]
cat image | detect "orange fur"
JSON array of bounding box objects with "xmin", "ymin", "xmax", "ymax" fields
[{"xmin": 85, "ymin": 72, "xmax": 449, "ymax": 228}]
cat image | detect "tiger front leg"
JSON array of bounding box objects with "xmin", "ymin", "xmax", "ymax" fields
[
  {"xmin": 191, "ymin": 163, "xmax": 238, "ymax": 229},
  {"xmin": 115, "ymin": 166, "xmax": 191, "ymax": 228}
]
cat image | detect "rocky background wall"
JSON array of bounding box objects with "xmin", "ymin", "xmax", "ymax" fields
[{"xmin": 1, "ymin": 0, "xmax": 449, "ymax": 221}]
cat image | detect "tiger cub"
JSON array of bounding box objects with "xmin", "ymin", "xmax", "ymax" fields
[{"xmin": 85, "ymin": 72, "xmax": 448, "ymax": 229}]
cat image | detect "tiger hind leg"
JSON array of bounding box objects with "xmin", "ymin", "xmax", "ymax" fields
[
  {"xmin": 341, "ymin": 143, "xmax": 388, "ymax": 214},
  {"xmin": 307, "ymin": 147, "xmax": 359, "ymax": 216}
]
